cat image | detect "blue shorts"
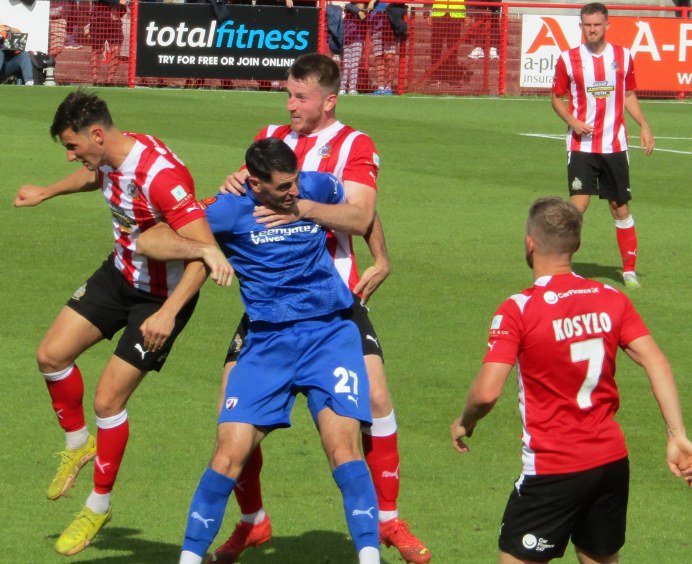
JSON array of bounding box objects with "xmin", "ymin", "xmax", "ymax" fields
[{"xmin": 219, "ymin": 313, "xmax": 371, "ymax": 429}]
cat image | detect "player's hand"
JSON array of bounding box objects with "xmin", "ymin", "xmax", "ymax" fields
[
  {"xmin": 200, "ymin": 245, "xmax": 234, "ymax": 287},
  {"xmin": 450, "ymin": 417, "xmax": 475, "ymax": 454},
  {"xmin": 640, "ymin": 124, "xmax": 654, "ymax": 156},
  {"xmin": 220, "ymin": 170, "xmax": 249, "ymax": 195},
  {"xmin": 570, "ymin": 119, "xmax": 594, "ymax": 136},
  {"xmin": 140, "ymin": 309, "xmax": 175, "ymax": 353},
  {"xmin": 354, "ymin": 261, "xmax": 390, "ymax": 305},
  {"xmin": 253, "ymin": 204, "xmax": 300, "ymax": 228},
  {"xmin": 666, "ymin": 436, "xmax": 692, "ymax": 487},
  {"xmin": 14, "ymin": 185, "xmax": 48, "ymax": 207}
]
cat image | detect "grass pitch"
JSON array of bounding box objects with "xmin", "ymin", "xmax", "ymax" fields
[{"xmin": 0, "ymin": 85, "xmax": 690, "ymax": 563}]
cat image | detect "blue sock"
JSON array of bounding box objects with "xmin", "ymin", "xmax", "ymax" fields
[
  {"xmin": 333, "ymin": 460, "xmax": 379, "ymax": 553},
  {"xmin": 181, "ymin": 467, "xmax": 236, "ymax": 557}
]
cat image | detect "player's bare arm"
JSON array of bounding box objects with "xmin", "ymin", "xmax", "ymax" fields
[
  {"xmin": 452, "ymin": 362, "xmax": 513, "ymax": 454},
  {"xmin": 354, "ymin": 213, "xmax": 391, "ymax": 304},
  {"xmin": 13, "ymin": 167, "xmax": 99, "ymax": 207},
  {"xmin": 220, "ymin": 168, "xmax": 250, "ymax": 195},
  {"xmin": 550, "ymin": 92, "xmax": 594, "ymax": 136},
  {"xmin": 624, "ymin": 91, "xmax": 654, "ymax": 156},
  {"xmin": 624, "ymin": 335, "xmax": 692, "ymax": 485},
  {"xmin": 136, "ymin": 222, "xmax": 233, "ymax": 287},
  {"xmin": 139, "ymin": 218, "xmax": 233, "ymax": 351},
  {"xmin": 254, "ymin": 179, "xmax": 377, "ymax": 234}
]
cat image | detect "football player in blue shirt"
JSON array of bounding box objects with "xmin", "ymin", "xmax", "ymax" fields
[{"xmin": 137, "ymin": 137, "xmax": 381, "ymax": 564}]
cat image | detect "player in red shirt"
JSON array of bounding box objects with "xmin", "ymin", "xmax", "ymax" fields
[
  {"xmin": 213, "ymin": 53, "xmax": 430, "ymax": 564},
  {"xmin": 13, "ymin": 91, "xmax": 231, "ymax": 556},
  {"xmin": 551, "ymin": 2, "xmax": 654, "ymax": 290},
  {"xmin": 451, "ymin": 196, "xmax": 692, "ymax": 563}
]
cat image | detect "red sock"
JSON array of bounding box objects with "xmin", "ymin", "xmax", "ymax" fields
[
  {"xmin": 615, "ymin": 220, "xmax": 638, "ymax": 272},
  {"xmin": 362, "ymin": 432, "xmax": 400, "ymax": 512},
  {"xmin": 235, "ymin": 445, "xmax": 264, "ymax": 515},
  {"xmin": 44, "ymin": 364, "xmax": 85, "ymax": 432},
  {"xmin": 94, "ymin": 411, "xmax": 129, "ymax": 494}
]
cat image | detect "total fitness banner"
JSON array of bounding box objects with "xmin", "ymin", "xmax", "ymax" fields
[
  {"xmin": 521, "ymin": 14, "xmax": 692, "ymax": 92},
  {"xmin": 136, "ymin": 4, "xmax": 319, "ymax": 80}
]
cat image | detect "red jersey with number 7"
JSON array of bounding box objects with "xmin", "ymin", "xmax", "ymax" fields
[
  {"xmin": 483, "ymin": 272, "xmax": 649, "ymax": 475},
  {"xmin": 254, "ymin": 121, "xmax": 379, "ymax": 292}
]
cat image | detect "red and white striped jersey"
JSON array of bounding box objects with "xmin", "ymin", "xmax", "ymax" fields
[
  {"xmin": 254, "ymin": 121, "xmax": 379, "ymax": 292},
  {"xmin": 552, "ymin": 43, "xmax": 636, "ymax": 154},
  {"xmin": 483, "ymin": 273, "xmax": 649, "ymax": 475},
  {"xmin": 99, "ymin": 133, "xmax": 206, "ymax": 297}
]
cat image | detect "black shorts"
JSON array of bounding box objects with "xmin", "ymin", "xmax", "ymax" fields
[
  {"xmin": 498, "ymin": 457, "xmax": 629, "ymax": 561},
  {"xmin": 223, "ymin": 293, "xmax": 384, "ymax": 364},
  {"xmin": 567, "ymin": 151, "xmax": 631, "ymax": 203},
  {"xmin": 67, "ymin": 255, "xmax": 199, "ymax": 372}
]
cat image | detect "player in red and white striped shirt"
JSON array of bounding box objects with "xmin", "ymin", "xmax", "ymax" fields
[
  {"xmin": 13, "ymin": 91, "xmax": 231, "ymax": 556},
  {"xmin": 551, "ymin": 2, "xmax": 654, "ymax": 290},
  {"xmin": 213, "ymin": 54, "xmax": 430, "ymax": 564},
  {"xmin": 451, "ymin": 197, "xmax": 692, "ymax": 563}
]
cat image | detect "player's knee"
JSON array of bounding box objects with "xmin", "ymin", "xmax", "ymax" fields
[
  {"xmin": 368, "ymin": 384, "xmax": 393, "ymax": 416},
  {"xmin": 36, "ymin": 340, "xmax": 71, "ymax": 373}
]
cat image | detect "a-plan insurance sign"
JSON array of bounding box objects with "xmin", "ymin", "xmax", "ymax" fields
[
  {"xmin": 136, "ymin": 4, "xmax": 319, "ymax": 80},
  {"xmin": 521, "ymin": 14, "xmax": 692, "ymax": 92}
]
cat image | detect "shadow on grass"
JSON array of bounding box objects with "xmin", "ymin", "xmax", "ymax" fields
[
  {"xmin": 573, "ymin": 262, "xmax": 627, "ymax": 286},
  {"xmin": 60, "ymin": 527, "xmax": 395, "ymax": 563}
]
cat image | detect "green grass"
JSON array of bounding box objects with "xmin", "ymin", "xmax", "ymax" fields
[{"xmin": 0, "ymin": 86, "xmax": 690, "ymax": 563}]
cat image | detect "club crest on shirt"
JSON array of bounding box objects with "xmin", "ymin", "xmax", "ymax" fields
[
  {"xmin": 571, "ymin": 177, "xmax": 583, "ymax": 191},
  {"xmin": 125, "ymin": 181, "xmax": 140, "ymax": 199},
  {"xmin": 318, "ymin": 143, "xmax": 332, "ymax": 158},
  {"xmin": 611, "ymin": 61, "xmax": 619, "ymax": 70}
]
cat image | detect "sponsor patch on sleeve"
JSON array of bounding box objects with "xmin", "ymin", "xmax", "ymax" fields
[
  {"xmin": 171, "ymin": 185, "xmax": 188, "ymax": 202},
  {"xmin": 490, "ymin": 315, "xmax": 503, "ymax": 330}
]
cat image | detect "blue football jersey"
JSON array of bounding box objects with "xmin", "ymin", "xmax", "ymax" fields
[{"xmin": 204, "ymin": 171, "xmax": 354, "ymax": 323}]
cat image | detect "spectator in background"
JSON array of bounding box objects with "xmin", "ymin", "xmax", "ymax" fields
[
  {"xmin": 340, "ymin": 2, "xmax": 368, "ymax": 94},
  {"xmin": 467, "ymin": 0, "xmax": 501, "ymax": 60},
  {"xmin": 672, "ymin": 0, "xmax": 690, "ymax": 17},
  {"xmin": 89, "ymin": 0, "xmax": 127, "ymax": 85},
  {"xmin": 425, "ymin": 0, "xmax": 467, "ymax": 85},
  {"xmin": 0, "ymin": 23, "xmax": 34, "ymax": 85},
  {"xmin": 327, "ymin": 1, "xmax": 344, "ymax": 61},
  {"xmin": 370, "ymin": 1, "xmax": 394, "ymax": 95}
]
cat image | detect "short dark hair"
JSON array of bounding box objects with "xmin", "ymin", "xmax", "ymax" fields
[
  {"xmin": 288, "ymin": 53, "xmax": 341, "ymax": 95},
  {"xmin": 245, "ymin": 138, "xmax": 298, "ymax": 182},
  {"xmin": 527, "ymin": 196, "xmax": 582, "ymax": 256},
  {"xmin": 580, "ymin": 2, "xmax": 608, "ymax": 19},
  {"xmin": 50, "ymin": 90, "xmax": 114, "ymax": 140}
]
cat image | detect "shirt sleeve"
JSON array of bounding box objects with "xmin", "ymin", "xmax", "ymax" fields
[
  {"xmin": 625, "ymin": 53, "xmax": 637, "ymax": 91},
  {"xmin": 147, "ymin": 168, "xmax": 206, "ymax": 231},
  {"xmin": 618, "ymin": 296, "xmax": 649, "ymax": 347},
  {"xmin": 342, "ymin": 133, "xmax": 379, "ymax": 190},
  {"xmin": 482, "ymin": 298, "xmax": 523, "ymax": 365},
  {"xmin": 551, "ymin": 55, "xmax": 569, "ymax": 96}
]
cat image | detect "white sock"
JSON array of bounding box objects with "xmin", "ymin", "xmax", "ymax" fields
[
  {"xmin": 66, "ymin": 426, "xmax": 89, "ymax": 450},
  {"xmin": 359, "ymin": 546, "xmax": 381, "ymax": 563},
  {"xmin": 179, "ymin": 550, "xmax": 203, "ymax": 564},
  {"xmin": 379, "ymin": 510, "xmax": 398, "ymax": 523},
  {"xmin": 86, "ymin": 490, "xmax": 111, "ymax": 514},
  {"xmin": 240, "ymin": 508, "xmax": 266, "ymax": 525}
]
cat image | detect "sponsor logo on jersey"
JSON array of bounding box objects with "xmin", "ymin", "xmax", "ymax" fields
[
  {"xmin": 491, "ymin": 314, "xmax": 503, "ymax": 330},
  {"xmin": 544, "ymin": 291, "xmax": 559, "ymax": 304},
  {"xmin": 109, "ymin": 202, "xmax": 136, "ymax": 233},
  {"xmin": 250, "ymin": 224, "xmax": 317, "ymax": 245},
  {"xmin": 372, "ymin": 152, "xmax": 380, "ymax": 167},
  {"xmin": 586, "ymin": 80, "xmax": 615, "ymax": 98}
]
